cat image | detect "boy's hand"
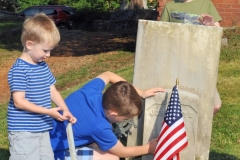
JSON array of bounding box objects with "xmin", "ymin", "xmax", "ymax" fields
[
  {"xmin": 47, "ymin": 107, "xmax": 68, "ymax": 121},
  {"xmin": 63, "ymin": 109, "xmax": 77, "ymax": 124},
  {"xmin": 141, "ymin": 88, "xmax": 165, "ymax": 99},
  {"xmin": 198, "ymin": 14, "xmax": 215, "ymax": 26},
  {"xmin": 148, "ymin": 138, "xmax": 158, "ymax": 154}
]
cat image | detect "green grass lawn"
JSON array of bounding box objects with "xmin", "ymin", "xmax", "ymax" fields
[
  {"xmin": 209, "ymin": 28, "xmax": 240, "ymax": 160},
  {"xmin": 0, "ymin": 26, "xmax": 240, "ymax": 159}
]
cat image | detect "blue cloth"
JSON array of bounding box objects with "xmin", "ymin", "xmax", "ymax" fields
[
  {"xmin": 50, "ymin": 78, "xmax": 118, "ymax": 160},
  {"xmin": 63, "ymin": 147, "xmax": 93, "ymax": 160},
  {"xmin": 7, "ymin": 58, "xmax": 56, "ymax": 132}
]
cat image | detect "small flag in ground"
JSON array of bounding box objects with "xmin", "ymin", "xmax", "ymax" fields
[{"xmin": 153, "ymin": 85, "xmax": 188, "ymax": 160}]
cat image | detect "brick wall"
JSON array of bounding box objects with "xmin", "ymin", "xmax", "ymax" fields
[{"xmin": 157, "ymin": 0, "xmax": 240, "ymax": 27}]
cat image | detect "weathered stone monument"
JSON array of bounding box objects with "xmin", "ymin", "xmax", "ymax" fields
[{"xmin": 126, "ymin": 20, "xmax": 223, "ymax": 160}]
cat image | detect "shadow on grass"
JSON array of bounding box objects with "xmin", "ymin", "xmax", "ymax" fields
[
  {"xmin": 0, "ymin": 28, "xmax": 22, "ymax": 52},
  {"xmin": 209, "ymin": 151, "xmax": 240, "ymax": 160},
  {"xmin": 0, "ymin": 149, "xmax": 10, "ymax": 160},
  {"xmin": 0, "ymin": 29, "xmax": 137, "ymax": 56},
  {"xmin": 52, "ymin": 30, "xmax": 137, "ymax": 57}
]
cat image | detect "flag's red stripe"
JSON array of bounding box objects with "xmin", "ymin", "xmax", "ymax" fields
[
  {"xmin": 176, "ymin": 153, "xmax": 180, "ymax": 160},
  {"xmin": 163, "ymin": 129, "xmax": 187, "ymax": 155},
  {"xmin": 170, "ymin": 141, "xmax": 188, "ymax": 160},
  {"xmin": 158, "ymin": 132, "xmax": 188, "ymax": 159},
  {"xmin": 164, "ymin": 134, "xmax": 188, "ymax": 159},
  {"xmin": 154, "ymin": 122, "xmax": 184, "ymax": 158},
  {"xmin": 159, "ymin": 130, "xmax": 187, "ymax": 158},
  {"xmin": 157, "ymin": 122, "xmax": 168, "ymax": 141},
  {"xmin": 154, "ymin": 123, "xmax": 186, "ymax": 157},
  {"xmin": 172, "ymin": 154, "xmax": 179, "ymax": 160},
  {"xmin": 154, "ymin": 122, "xmax": 169, "ymax": 155},
  {"xmin": 156, "ymin": 121, "xmax": 185, "ymax": 152},
  {"xmin": 154, "ymin": 121, "xmax": 182, "ymax": 156}
]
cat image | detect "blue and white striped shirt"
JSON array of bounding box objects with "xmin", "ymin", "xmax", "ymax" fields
[{"xmin": 7, "ymin": 58, "xmax": 56, "ymax": 132}]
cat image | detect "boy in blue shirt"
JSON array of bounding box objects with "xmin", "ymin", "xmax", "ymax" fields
[
  {"xmin": 50, "ymin": 71, "xmax": 165, "ymax": 159},
  {"xmin": 7, "ymin": 13, "xmax": 76, "ymax": 160}
]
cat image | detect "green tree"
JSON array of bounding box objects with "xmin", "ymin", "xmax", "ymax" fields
[
  {"xmin": 71, "ymin": 0, "xmax": 91, "ymax": 10},
  {"xmin": 17, "ymin": 0, "xmax": 50, "ymax": 11},
  {"xmin": 10, "ymin": 0, "xmax": 122, "ymax": 12},
  {"xmin": 49, "ymin": 0, "xmax": 70, "ymax": 5},
  {"xmin": 0, "ymin": 0, "xmax": 19, "ymax": 12}
]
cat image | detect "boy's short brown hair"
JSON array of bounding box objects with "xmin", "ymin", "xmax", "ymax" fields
[
  {"xmin": 102, "ymin": 81, "xmax": 142, "ymax": 116},
  {"xmin": 21, "ymin": 13, "xmax": 60, "ymax": 47}
]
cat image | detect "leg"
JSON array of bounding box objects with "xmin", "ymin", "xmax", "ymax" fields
[
  {"xmin": 8, "ymin": 132, "xmax": 41, "ymax": 160},
  {"xmin": 40, "ymin": 132, "xmax": 54, "ymax": 160},
  {"xmin": 213, "ymin": 89, "xmax": 222, "ymax": 115},
  {"xmin": 88, "ymin": 143, "xmax": 119, "ymax": 160},
  {"xmin": 64, "ymin": 143, "xmax": 119, "ymax": 160}
]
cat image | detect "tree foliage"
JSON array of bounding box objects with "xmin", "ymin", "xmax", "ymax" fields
[
  {"xmin": 147, "ymin": 0, "xmax": 158, "ymax": 10},
  {"xmin": 68, "ymin": 0, "xmax": 121, "ymax": 11},
  {"xmin": 17, "ymin": 0, "xmax": 50, "ymax": 11},
  {"xmin": 1, "ymin": 0, "xmax": 143, "ymax": 12},
  {"xmin": 16, "ymin": 0, "xmax": 120, "ymax": 11},
  {"xmin": 0, "ymin": 0, "xmax": 19, "ymax": 11}
]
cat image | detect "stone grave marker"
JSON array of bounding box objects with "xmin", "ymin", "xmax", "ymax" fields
[{"xmin": 126, "ymin": 20, "xmax": 222, "ymax": 160}]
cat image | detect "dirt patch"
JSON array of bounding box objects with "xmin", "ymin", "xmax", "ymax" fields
[{"xmin": 0, "ymin": 30, "xmax": 136, "ymax": 104}]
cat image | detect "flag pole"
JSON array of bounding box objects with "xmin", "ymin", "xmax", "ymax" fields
[
  {"xmin": 66, "ymin": 123, "xmax": 77, "ymax": 160},
  {"xmin": 176, "ymin": 78, "xmax": 179, "ymax": 88}
]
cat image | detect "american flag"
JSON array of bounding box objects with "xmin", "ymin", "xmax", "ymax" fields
[{"xmin": 153, "ymin": 85, "xmax": 188, "ymax": 160}]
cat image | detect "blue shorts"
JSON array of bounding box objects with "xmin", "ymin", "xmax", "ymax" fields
[{"xmin": 64, "ymin": 147, "xmax": 93, "ymax": 160}]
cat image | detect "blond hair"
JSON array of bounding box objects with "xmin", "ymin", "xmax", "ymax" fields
[{"xmin": 21, "ymin": 13, "xmax": 60, "ymax": 47}]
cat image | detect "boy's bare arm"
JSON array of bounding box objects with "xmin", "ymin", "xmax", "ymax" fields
[
  {"xmin": 96, "ymin": 71, "xmax": 126, "ymax": 85},
  {"xmin": 96, "ymin": 71, "xmax": 165, "ymax": 98},
  {"xmin": 137, "ymin": 87, "xmax": 165, "ymax": 99},
  {"xmin": 108, "ymin": 138, "xmax": 158, "ymax": 158},
  {"xmin": 50, "ymin": 85, "xmax": 77, "ymax": 123},
  {"xmin": 12, "ymin": 91, "xmax": 67, "ymax": 121},
  {"xmin": 50, "ymin": 85, "xmax": 69, "ymax": 111}
]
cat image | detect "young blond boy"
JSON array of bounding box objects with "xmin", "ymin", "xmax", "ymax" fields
[
  {"xmin": 7, "ymin": 13, "xmax": 76, "ymax": 160},
  {"xmin": 50, "ymin": 71, "xmax": 165, "ymax": 159}
]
